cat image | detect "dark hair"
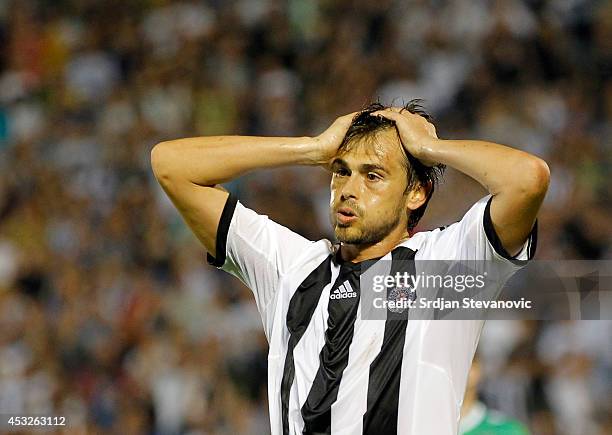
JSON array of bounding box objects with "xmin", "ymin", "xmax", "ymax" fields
[{"xmin": 338, "ymin": 99, "xmax": 445, "ymax": 231}]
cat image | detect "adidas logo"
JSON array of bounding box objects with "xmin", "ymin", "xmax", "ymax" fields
[{"xmin": 330, "ymin": 280, "xmax": 357, "ymax": 300}]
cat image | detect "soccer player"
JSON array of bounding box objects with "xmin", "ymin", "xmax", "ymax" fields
[{"xmin": 151, "ymin": 101, "xmax": 549, "ymax": 435}]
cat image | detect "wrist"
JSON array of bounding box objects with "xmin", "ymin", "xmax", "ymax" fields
[
  {"xmin": 302, "ymin": 136, "xmax": 328, "ymax": 166},
  {"xmin": 416, "ymin": 137, "xmax": 442, "ymax": 166}
]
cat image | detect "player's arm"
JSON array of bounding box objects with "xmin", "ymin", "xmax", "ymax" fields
[
  {"xmin": 373, "ymin": 108, "xmax": 550, "ymax": 257},
  {"xmin": 150, "ymin": 114, "xmax": 356, "ymax": 255}
]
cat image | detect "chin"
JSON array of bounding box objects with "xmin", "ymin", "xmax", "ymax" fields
[{"xmin": 334, "ymin": 226, "xmax": 363, "ymax": 244}]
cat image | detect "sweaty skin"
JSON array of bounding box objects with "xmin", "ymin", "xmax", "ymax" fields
[
  {"xmin": 151, "ymin": 108, "xmax": 549, "ymax": 267},
  {"xmin": 329, "ymin": 128, "xmax": 425, "ymax": 263},
  {"xmin": 372, "ymin": 108, "xmax": 549, "ymax": 258}
]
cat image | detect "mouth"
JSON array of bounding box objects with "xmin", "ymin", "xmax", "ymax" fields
[{"xmin": 336, "ymin": 207, "xmax": 358, "ymax": 224}]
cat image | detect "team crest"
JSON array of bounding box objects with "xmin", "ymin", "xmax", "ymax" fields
[{"xmin": 387, "ymin": 283, "xmax": 417, "ymax": 314}]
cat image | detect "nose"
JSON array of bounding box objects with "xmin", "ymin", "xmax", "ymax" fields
[{"xmin": 340, "ymin": 174, "xmax": 360, "ymax": 201}]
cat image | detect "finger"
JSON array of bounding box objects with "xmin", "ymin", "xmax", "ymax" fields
[
  {"xmin": 387, "ymin": 107, "xmax": 418, "ymax": 116},
  {"xmin": 375, "ymin": 106, "xmax": 404, "ymax": 113},
  {"xmin": 371, "ymin": 109, "xmax": 401, "ymax": 119},
  {"xmin": 378, "ymin": 108, "xmax": 414, "ymax": 119}
]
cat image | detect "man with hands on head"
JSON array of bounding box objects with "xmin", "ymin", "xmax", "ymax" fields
[{"xmin": 151, "ymin": 100, "xmax": 549, "ymax": 435}]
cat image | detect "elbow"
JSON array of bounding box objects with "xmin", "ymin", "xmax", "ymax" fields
[
  {"xmin": 150, "ymin": 141, "xmax": 176, "ymax": 186},
  {"xmin": 518, "ymin": 156, "xmax": 550, "ymax": 200},
  {"xmin": 529, "ymin": 157, "xmax": 550, "ymax": 196}
]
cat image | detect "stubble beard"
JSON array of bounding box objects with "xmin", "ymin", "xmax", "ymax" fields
[{"xmin": 334, "ymin": 210, "xmax": 403, "ymax": 245}]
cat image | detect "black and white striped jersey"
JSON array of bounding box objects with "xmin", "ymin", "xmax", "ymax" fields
[{"xmin": 207, "ymin": 194, "xmax": 537, "ymax": 435}]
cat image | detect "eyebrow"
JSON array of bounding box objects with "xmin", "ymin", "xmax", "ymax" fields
[{"xmin": 331, "ymin": 158, "xmax": 389, "ymax": 174}]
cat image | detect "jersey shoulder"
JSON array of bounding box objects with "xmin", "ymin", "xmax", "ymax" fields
[
  {"xmin": 286, "ymin": 237, "xmax": 336, "ymax": 273},
  {"xmin": 400, "ymin": 222, "xmax": 459, "ymax": 258}
]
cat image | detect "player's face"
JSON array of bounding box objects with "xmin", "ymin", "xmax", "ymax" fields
[{"xmin": 329, "ymin": 129, "xmax": 412, "ymax": 245}]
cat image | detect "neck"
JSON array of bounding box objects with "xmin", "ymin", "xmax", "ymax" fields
[{"xmin": 340, "ymin": 227, "xmax": 410, "ymax": 263}]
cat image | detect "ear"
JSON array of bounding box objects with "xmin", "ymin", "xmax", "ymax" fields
[{"xmin": 405, "ymin": 182, "xmax": 428, "ymax": 212}]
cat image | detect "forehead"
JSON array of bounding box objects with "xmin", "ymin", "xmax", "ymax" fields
[{"xmin": 338, "ymin": 129, "xmax": 407, "ymax": 171}]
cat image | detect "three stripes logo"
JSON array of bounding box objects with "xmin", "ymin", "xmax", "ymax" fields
[{"xmin": 330, "ymin": 280, "xmax": 357, "ymax": 300}]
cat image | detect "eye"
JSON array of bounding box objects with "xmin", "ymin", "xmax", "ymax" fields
[
  {"xmin": 335, "ymin": 167, "xmax": 349, "ymax": 176},
  {"xmin": 367, "ymin": 172, "xmax": 381, "ymax": 181}
]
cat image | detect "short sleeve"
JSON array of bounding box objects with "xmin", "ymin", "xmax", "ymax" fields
[
  {"xmin": 425, "ymin": 195, "xmax": 537, "ymax": 265},
  {"xmin": 207, "ymin": 193, "xmax": 315, "ymax": 313}
]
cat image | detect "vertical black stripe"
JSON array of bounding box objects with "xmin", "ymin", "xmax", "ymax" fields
[
  {"xmin": 301, "ymin": 263, "xmax": 361, "ymax": 434},
  {"xmin": 362, "ymin": 247, "xmax": 416, "ymax": 434},
  {"xmin": 281, "ymin": 257, "xmax": 334, "ymax": 435},
  {"xmin": 302, "ymin": 263, "xmax": 360, "ymax": 434}
]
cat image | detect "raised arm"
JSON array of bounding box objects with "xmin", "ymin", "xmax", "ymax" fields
[
  {"xmin": 150, "ymin": 114, "xmax": 356, "ymax": 255},
  {"xmin": 373, "ymin": 108, "xmax": 550, "ymax": 257}
]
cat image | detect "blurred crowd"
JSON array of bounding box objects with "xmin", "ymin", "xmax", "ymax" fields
[{"xmin": 0, "ymin": 0, "xmax": 610, "ymax": 434}]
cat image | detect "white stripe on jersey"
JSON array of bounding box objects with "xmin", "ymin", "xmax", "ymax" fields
[
  {"xmin": 290, "ymin": 262, "xmax": 339, "ymax": 435},
  {"xmin": 331, "ymin": 300, "xmax": 385, "ymax": 434},
  {"xmin": 330, "ymin": 252, "xmax": 392, "ymax": 434}
]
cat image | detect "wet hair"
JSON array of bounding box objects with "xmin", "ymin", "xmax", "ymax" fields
[{"xmin": 338, "ymin": 100, "xmax": 445, "ymax": 231}]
